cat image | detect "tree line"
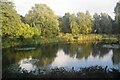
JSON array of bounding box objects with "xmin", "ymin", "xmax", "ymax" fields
[{"xmin": 1, "ymin": 0, "xmax": 120, "ymax": 47}]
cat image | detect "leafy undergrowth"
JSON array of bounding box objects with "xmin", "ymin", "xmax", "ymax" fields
[{"xmin": 3, "ymin": 66, "xmax": 120, "ymax": 78}]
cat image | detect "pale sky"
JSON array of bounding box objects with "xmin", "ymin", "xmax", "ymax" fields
[{"xmin": 14, "ymin": 0, "xmax": 119, "ymax": 19}]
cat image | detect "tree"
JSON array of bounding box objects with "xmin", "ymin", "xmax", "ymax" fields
[
  {"xmin": 1, "ymin": 0, "xmax": 22, "ymax": 37},
  {"xmin": 60, "ymin": 11, "xmax": 93, "ymax": 34},
  {"xmin": 25, "ymin": 4, "xmax": 60, "ymax": 38},
  {"xmin": 76, "ymin": 11, "xmax": 92, "ymax": 34},
  {"xmin": 93, "ymin": 13, "xmax": 112, "ymax": 34},
  {"xmin": 60, "ymin": 13, "xmax": 72, "ymax": 33},
  {"xmin": 1, "ymin": 0, "xmax": 40, "ymax": 40},
  {"xmin": 93, "ymin": 13, "xmax": 101, "ymax": 33},
  {"xmin": 69, "ymin": 14, "xmax": 79, "ymax": 35},
  {"xmin": 16, "ymin": 23, "xmax": 40, "ymax": 38},
  {"xmin": 100, "ymin": 13, "xmax": 112, "ymax": 34},
  {"xmin": 112, "ymin": 20, "xmax": 117, "ymax": 34},
  {"xmin": 114, "ymin": 1, "xmax": 120, "ymax": 33}
]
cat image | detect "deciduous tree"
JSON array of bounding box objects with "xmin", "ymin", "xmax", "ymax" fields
[{"xmin": 25, "ymin": 4, "xmax": 60, "ymax": 38}]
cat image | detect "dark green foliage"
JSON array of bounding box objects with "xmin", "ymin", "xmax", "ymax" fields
[
  {"xmin": 112, "ymin": 20, "xmax": 117, "ymax": 34},
  {"xmin": 20, "ymin": 15, "xmax": 26, "ymax": 23},
  {"xmin": 93, "ymin": 13, "xmax": 112, "ymax": 34},
  {"xmin": 114, "ymin": 1, "xmax": 120, "ymax": 33},
  {"xmin": 60, "ymin": 11, "xmax": 93, "ymax": 34},
  {"xmin": 59, "ymin": 13, "xmax": 72, "ymax": 33},
  {"xmin": 93, "ymin": 13, "xmax": 101, "ymax": 33},
  {"xmin": 100, "ymin": 13, "xmax": 112, "ymax": 34}
]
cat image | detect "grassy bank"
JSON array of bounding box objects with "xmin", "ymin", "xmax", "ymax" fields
[{"xmin": 2, "ymin": 34, "xmax": 119, "ymax": 48}]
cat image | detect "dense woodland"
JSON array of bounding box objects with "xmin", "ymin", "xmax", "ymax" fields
[{"xmin": 1, "ymin": 0, "xmax": 120, "ymax": 48}]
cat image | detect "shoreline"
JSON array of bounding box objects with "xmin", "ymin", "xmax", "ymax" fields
[{"xmin": 2, "ymin": 34, "xmax": 119, "ymax": 49}]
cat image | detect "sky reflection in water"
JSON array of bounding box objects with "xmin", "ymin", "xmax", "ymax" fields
[
  {"xmin": 17, "ymin": 46, "xmax": 119, "ymax": 72},
  {"xmin": 48, "ymin": 49, "xmax": 113, "ymax": 70},
  {"xmin": 2, "ymin": 43, "xmax": 120, "ymax": 73}
]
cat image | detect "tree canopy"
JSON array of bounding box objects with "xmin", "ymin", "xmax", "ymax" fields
[
  {"xmin": 93, "ymin": 13, "xmax": 112, "ymax": 34},
  {"xmin": 60, "ymin": 11, "xmax": 93, "ymax": 34},
  {"xmin": 1, "ymin": 1, "xmax": 22, "ymax": 37},
  {"xmin": 76, "ymin": 11, "xmax": 92, "ymax": 34},
  {"xmin": 1, "ymin": 1, "xmax": 40, "ymax": 38},
  {"xmin": 114, "ymin": 1, "xmax": 120, "ymax": 33},
  {"xmin": 1, "ymin": 0, "xmax": 120, "ymax": 48},
  {"xmin": 25, "ymin": 4, "xmax": 60, "ymax": 38}
]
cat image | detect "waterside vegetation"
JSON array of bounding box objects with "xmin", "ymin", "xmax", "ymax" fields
[
  {"xmin": 3, "ymin": 66, "xmax": 120, "ymax": 78},
  {"xmin": 1, "ymin": 0, "xmax": 120, "ymax": 48}
]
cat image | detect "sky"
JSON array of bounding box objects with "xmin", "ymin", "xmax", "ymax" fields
[{"xmin": 13, "ymin": 0, "xmax": 119, "ymax": 19}]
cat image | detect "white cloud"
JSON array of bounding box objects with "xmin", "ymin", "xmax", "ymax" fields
[{"xmin": 14, "ymin": 0, "xmax": 119, "ymax": 19}]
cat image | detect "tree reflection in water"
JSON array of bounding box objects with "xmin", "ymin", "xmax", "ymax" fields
[{"xmin": 2, "ymin": 42, "xmax": 120, "ymax": 76}]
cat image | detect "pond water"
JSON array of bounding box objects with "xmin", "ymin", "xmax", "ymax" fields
[{"xmin": 2, "ymin": 42, "xmax": 120, "ymax": 76}]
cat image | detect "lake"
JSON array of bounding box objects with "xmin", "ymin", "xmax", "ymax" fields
[{"xmin": 2, "ymin": 42, "xmax": 120, "ymax": 77}]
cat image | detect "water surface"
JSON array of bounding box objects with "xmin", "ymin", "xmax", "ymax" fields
[{"xmin": 2, "ymin": 42, "xmax": 120, "ymax": 75}]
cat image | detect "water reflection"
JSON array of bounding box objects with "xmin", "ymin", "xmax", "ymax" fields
[
  {"xmin": 51, "ymin": 49, "xmax": 114, "ymax": 70},
  {"xmin": 2, "ymin": 43, "xmax": 120, "ymax": 73},
  {"xmin": 18, "ymin": 56, "xmax": 38, "ymax": 72}
]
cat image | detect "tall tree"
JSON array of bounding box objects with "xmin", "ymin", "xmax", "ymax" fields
[
  {"xmin": 85, "ymin": 11, "xmax": 93, "ymax": 34},
  {"xmin": 100, "ymin": 13, "xmax": 112, "ymax": 34},
  {"xmin": 69, "ymin": 14, "xmax": 79, "ymax": 35},
  {"xmin": 1, "ymin": 0, "xmax": 22, "ymax": 37},
  {"xmin": 60, "ymin": 11, "xmax": 93, "ymax": 34},
  {"xmin": 114, "ymin": 1, "xmax": 120, "ymax": 33},
  {"xmin": 1, "ymin": 0, "xmax": 40, "ymax": 39},
  {"xmin": 93, "ymin": 13, "xmax": 101, "ymax": 33},
  {"xmin": 93, "ymin": 13, "xmax": 112, "ymax": 34},
  {"xmin": 60, "ymin": 13, "xmax": 72, "ymax": 33},
  {"xmin": 25, "ymin": 4, "xmax": 60, "ymax": 38},
  {"xmin": 76, "ymin": 11, "xmax": 92, "ymax": 34}
]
